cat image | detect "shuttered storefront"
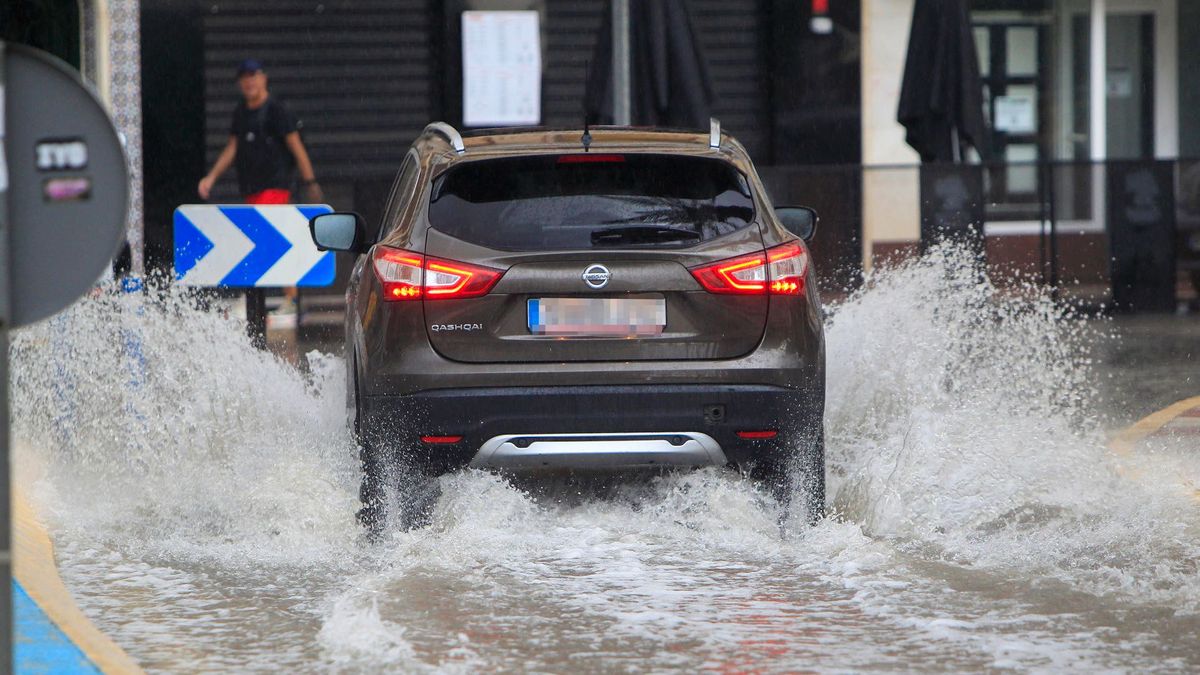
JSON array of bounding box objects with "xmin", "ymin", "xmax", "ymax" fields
[
  {"xmin": 202, "ymin": 0, "xmax": 435, "ymax": 206},
  {"xmin": 204, "ymin": 0, "xmax": 769, "ymax": 195}
]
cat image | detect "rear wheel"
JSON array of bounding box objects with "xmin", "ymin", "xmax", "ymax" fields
[
  {"xmin": 753, "ymin": 424, "xmax": 825, "ymax": 525},
  {"xmin": 354, "ymin": 370, "xmax": 440, "ymax": 537},
  {"xmin": 356, "ymin": 435, "xmax": 441, "ymax": 537}
]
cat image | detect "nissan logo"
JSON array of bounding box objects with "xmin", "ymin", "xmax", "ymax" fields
[{"xmin": 582, "ymin": 264, "xmax": 611, "ymax": 289}]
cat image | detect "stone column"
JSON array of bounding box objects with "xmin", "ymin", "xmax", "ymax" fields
[{"xmin": 88, "ymin": 0, "xmax": 144, "ymax": 276}]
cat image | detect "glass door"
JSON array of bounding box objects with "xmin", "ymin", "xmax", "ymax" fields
[
  {"xmin": 1105, "ymin": 13, "xmax": 1155, "ymax": 159},
  {"xmin": 974, "ymin": 19, "xmax": 1051, "ymax": 220}
]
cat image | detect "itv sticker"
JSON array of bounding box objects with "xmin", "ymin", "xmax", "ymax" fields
[{"xmin": 35, "ymin": 138, "xmax": 88, "ymax": 171}]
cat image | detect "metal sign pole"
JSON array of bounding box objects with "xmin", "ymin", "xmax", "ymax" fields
[
  {"xmin": 246, "ymin": 289, "xmax": 266, "ymax": 350},
  {"xmin": 0, "ymin": 43, "xmax": 14, "ymax": 675}
]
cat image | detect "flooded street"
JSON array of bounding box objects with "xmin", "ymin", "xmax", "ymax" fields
[{"xmin": 11, "ymin": 249, "xmax": 1200, "ymax": 672}]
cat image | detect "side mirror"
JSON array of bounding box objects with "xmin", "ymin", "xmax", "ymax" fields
[
  {"xmin": 775, "ymin": 206, "xmax": 818, "ymax": 241},
  {"xmin": 309, "ymin": 211, "xmax": 366, "ymax": 253}
]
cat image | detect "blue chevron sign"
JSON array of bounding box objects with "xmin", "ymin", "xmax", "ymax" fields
[{"xmin": 173, "ymin": 204, "xmax": 335, "ymax": 287}]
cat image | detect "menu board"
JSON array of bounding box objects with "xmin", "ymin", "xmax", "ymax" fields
[{"xmin": 462, "ymin": 11, "xmax": 541, "ymax": 127}]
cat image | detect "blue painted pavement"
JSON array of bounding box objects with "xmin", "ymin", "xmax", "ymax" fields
[{"xmin": 14, "ymin": 581, "xmax": 99, "ymax": 674}]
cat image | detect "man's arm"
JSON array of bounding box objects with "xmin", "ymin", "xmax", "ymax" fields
[
  {"xmin": 285, "ymin": 131, "xmax": 322, "ymax": 202},
  {"xmin": 198, "ymin": 136, "xmax": 237, "ymax": 199}
]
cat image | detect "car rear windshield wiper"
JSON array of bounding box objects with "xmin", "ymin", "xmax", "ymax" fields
[{"xmin": 590, "ymin": 226, "xmax": 703, "ymax": 246}]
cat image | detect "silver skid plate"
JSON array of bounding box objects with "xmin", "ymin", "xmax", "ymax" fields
[{"xmin": 470, "ymin": 432, "xmax": 727, "ymax": 469}]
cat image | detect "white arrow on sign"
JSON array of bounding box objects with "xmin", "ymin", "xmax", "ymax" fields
[
  {"xmin": 177, "ymin": 204, "xmax": 254, "ymax": 286},
  {"xmin": 254, "ymin": 205, "xmax": 326, "ymax": 286}
]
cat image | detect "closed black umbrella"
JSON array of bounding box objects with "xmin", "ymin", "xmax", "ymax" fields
[
  {"xmin": 897, "ymin": 0, "xmax": 988, "ymax": 162},
  {"xmin": 584, "ymin": 0, "xmax": 715, "ymax": 129}
]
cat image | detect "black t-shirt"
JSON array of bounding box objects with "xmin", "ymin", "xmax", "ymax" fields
[{"xmin": 229, "ymin": 97, "xmax": 301, "ymax": 196}]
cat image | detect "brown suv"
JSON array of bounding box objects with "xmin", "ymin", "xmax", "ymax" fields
[{"xmin": 310, "ymin": 121, "xmax": 825, "ymax": 531}]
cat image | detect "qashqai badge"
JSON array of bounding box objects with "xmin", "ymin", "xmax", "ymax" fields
[{"xmin": 582, "ymin": 264, "xmax": 611, "ymax": 289}]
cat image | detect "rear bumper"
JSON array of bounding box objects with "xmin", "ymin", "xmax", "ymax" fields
[{"xmin": 360, "ymin": 383, "xmax": 823, "ymax": 474}]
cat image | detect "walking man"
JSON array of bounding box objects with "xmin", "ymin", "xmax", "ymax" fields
[{"xmin": 198, "ymin": 58, "xmax": 321, "ymax": 316}]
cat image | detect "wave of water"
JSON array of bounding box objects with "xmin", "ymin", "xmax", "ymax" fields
[{"xmin": 10, "ymin": 247, "xmax": 1200, "ymax": 671}]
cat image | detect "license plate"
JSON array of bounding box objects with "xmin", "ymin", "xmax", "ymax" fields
[{"xmin": 528, "ymin": 297, "xmax": 666, "ymax": 336}]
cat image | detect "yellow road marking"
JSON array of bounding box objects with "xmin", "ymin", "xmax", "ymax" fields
[
  {"xmin": 1109, "ymin": 395, "xmax": 1200, "ymax": 456},
  {"xmin": 1109, "ymin": 395, "xmax": 1200, "ymax": 503},
  {"xmin": 13, "ymin": 488, "xmax": 144, "ymax": 674}
]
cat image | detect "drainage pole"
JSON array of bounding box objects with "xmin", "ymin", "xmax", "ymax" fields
[{"xmin": 612, "ymin": 0, "xmax": 631, "ymax": 125}]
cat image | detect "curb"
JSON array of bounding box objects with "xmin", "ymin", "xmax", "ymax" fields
[{"xmin": 13, "ymin": 488, "xmax": 143, "ymax": 674}]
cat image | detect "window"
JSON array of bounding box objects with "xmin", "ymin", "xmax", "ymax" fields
[
  {"xmin": 428, "ymin": 154, "xmax": 755, "ymax": 251},
  {"xmin": 377, "ymin": 153, "xmax": 421, "ymax": 240}
]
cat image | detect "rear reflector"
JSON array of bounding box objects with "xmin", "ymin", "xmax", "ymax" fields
[
  {"xmin": 372, "ymin": 246, "xmax": 504, "ymax": 301},
  {"xmin": 420, "ymin": 435, "xmax": 464, "ymax": 444},
  {"xmin": 556, "ymin": 154, "xmax": 625, "ymax": 164},
  {"xmin": 736, "ymin": 430, "xmax": 778, "ymax": 440},
  {"xmin": 689, "ymin": 241, "xmax": 809, "ymax": 296}
]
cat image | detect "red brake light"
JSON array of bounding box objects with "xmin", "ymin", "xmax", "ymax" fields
[
  {"xmin": 372, "ymin": 246, "xmax": 505, "ymax": 301},
  {"xmin": 425, "ymin": 257, "xmax": 503, "ymax": 298},
  {"xmin": 690, "ymin": 242, "xmax": 808, "ymax": 296},
  {"xmin": 556, "ymin": 154, "xmax": 625, "ymax": 164},
  {"xmin": 690, "ymin": 251, "xmax": 768, "ymax": 294}
]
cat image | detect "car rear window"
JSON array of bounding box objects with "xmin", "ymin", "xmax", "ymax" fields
[{"xmin": 427, "ymin": 154, "xmax": 755, "ymax": 251}]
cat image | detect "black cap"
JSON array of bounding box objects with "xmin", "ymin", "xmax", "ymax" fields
[{"xmin": 235, "ymin": 58, "xmax": 264, "ymax": 78}]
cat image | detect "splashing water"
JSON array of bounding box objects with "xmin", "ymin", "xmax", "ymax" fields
[
  {"xmin": 10, "ymin": 247, "xmax": 1200, "ymax": 671},
  {"xmin": 11, "ymin": 285, "xmax": 360, "ymax": 564}
]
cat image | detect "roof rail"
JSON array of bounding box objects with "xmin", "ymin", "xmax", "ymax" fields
[
  {"xmin": 425, "ymin": 122, "xmax": 465, "ymax": 154},
  {"xmin": 709, "ymin": 118, "xmax": 721, "ymax": 149}
]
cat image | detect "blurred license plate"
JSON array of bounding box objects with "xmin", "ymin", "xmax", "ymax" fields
[{"xmin": 528, "ymin": 298, "xmax": 666, "ymax": 336}]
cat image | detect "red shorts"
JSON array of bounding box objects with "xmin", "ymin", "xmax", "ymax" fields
[{"xmin": 244, "ymin": 189, "xmax": 291, "ymax": 205}]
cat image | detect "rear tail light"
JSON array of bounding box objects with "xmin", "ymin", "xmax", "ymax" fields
[
  {"xmin": 766, "ymin": 242, "xmax": 807, "ymax": 296},
  {"xmin": 691, "ymin": 250, "xmax": 768, "ymax": 295},
  {"xmin": 373, "ymin": 247, "xmax": 424, "ymax": 300},
  {"xmin": 372, "ymin": 246, "xmax": 504, "ymax": 301},
  {"xmin": 690, "ymin": 241, "xmax": 809, "ymax": 296},
  {"xmin": 425, "ymin": 258, "xmax": 503, "ymax": 298}
]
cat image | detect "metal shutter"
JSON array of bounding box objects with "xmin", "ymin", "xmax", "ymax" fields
[
  {"xmin": 691, "ymin": 0, "xmax": 771, "ymax": 163},
  {"xmin": 540, "ymin": 0, "xmax": 771, "ymax": 161},
  {"xmin": 542, "ymin": 0, "xmax": 606, "ymax": 127},
  {"xmin": 202, "ymin": 0, "xmax": 434, "ymax": 197}
]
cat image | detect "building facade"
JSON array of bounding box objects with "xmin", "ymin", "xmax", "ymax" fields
[
  {"xmin": 9, "ymin": 0, "xmax": 1193, "ymax": 304},
  {"xmin": 863, "ymin": 0, "xmax": 1198, "ymax": 306}
]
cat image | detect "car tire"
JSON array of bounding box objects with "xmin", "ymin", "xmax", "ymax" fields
[
  {"xmin": 355, "ymin": 400, "xmax": 441, "ymax": 536},
  {"xmin": 356, "ymin": 436, "xmax": 442, "ymax": 536},
  {"xmin": 754, "ymin": 422, "xmax": 825, "ymax": 525},
  {"xmin": 797, "ymin": 424, "xmax": 826, "ymax": 524}
]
